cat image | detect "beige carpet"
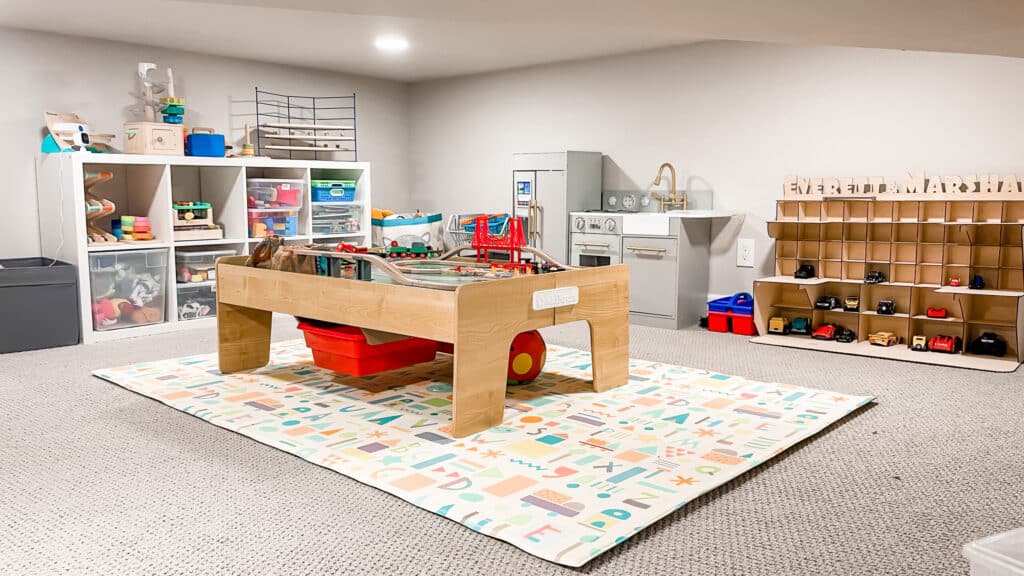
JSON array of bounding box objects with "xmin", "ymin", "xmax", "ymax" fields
[{"xmin": 0, "ymin": 318, "xmax": 1020, "ymax": 575}]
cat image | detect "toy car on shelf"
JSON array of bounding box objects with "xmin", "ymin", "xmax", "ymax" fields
[
  {"xmin": 969, "ymin": 274, "xmax": 985, "ymax": 290},
  {"xmin": 876, "ymin": 299, "xmax": 896, "ymax": 315},
  {"xmin": 790, "ymin": 317, "xmax": 812, "ymax": 335},
  {"xmin": 815, "ymin": 296, "xmax": 840, "ymax": 310},
  {"xmin": 864, "ymin": 270, "xmax": 887, "ymax": 284},
  {"xmin": 768, "ymin": 316, "xmax": 790, "ymax": 335},
  {"xmin": 868, "ymin": 331, "xmax": 899, "ymax": 347},
  {"xmin": 812, "ymin": 323, "xmax": 837, "ymax": 340},
  {"xmin": 843, "ymin": 295, "xmax": 860, "ymax": 312},
  {"xmin": 949, "ymin": 277, "xmax": 961, "ymax": 287},
  {"xmin": 910, "ymin": 335, "xmax": 928, "ymax": 351},
  {"xmin": 794, "ymin": 264, "xmax": 816, "ymax": 279},
  {"xmin": 967, "ymin": 332, "xmax": 1007, "ymax": 357},
  {"xmin": 834, "ymin": 327, "xmax": 857, "ymax": 343},
  {"xmin": 926, "ymin": 307, "xmax": 948, "ymax": 319},
  {"xmin": 928, "ymin": 335, "xmax": 962, "ymax": 354}
]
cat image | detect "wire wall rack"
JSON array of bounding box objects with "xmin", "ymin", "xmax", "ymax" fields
[{"xmin": 255, "ymin": 88, "xmax": 357, "ymax": 161}]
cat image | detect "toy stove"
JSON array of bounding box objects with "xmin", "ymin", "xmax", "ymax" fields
[
  {"xmin": 569, "ymin": 212, "xmax": 623, "ymax": 267},
  {"xmin": 173, "ymin": 201, "xmax": 224, "ymax": 241}
]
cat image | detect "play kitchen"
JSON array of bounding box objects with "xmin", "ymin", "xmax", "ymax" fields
[{"xmin": 565, "ymin": 161, "xmax": 730, "ymax": 329}]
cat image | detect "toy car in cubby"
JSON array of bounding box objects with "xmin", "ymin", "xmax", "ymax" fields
[
  {"xmin": 967, "ymin": 332, "xmax": 1007, "ymax": 357},
  {"xmin": 790, "ymin": 317, "xmax": 811, "ymax": 335},
  {"xmin": 811, "ymin": 323, "xmax": 837, "ymax": 340},
  {"xmin": 926, "ymin": 307, "xmax": 948, "ymax": 319},
  {"xmin": 910, "ymin": 335, "xmax": 928, "ymax": 351},
  {"xmin": 815, "ymin": 296, "xmax": 840, "ymax": 310},
  {"xmin": 868, "ymin": 331, "xmax": 899, "ymax": 347},
  {"xmin": 876, "ymin": 299, "xmax": 896, "ymax": 315},
  {"xmin": 969, "ymin": 274, "xmax": 986, "ymax": 290},
  {"xmin": 843, "ymin": 295, "xmax": 860, "ymax": 312},
  {"xmin": 768, "ymin": 317, "xmax": 790, "ymax": 335},
  {"xmin": 794, "ymin": 264, "xmax": 816, "ymax": 279},
  {"xmin": 928, "ymin": 335, "xmax": 962, "ymax": 354},
  {"xmin": 834, "ymin": 327, "xmax": 857, "ymax": 343},
  {"xmin": 864, "ymin": 270, "xmax": 887, "ymax": 284}
]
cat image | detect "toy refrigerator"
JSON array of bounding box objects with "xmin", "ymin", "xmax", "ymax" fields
[{"xmin": 512, "ymin": 151, "xmax": 602, "ymax": 264}]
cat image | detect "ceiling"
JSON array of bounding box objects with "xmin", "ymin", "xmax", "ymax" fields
[{"xmin": 3, "ymin": 0, "xmax": 1024, "ymax": 81}]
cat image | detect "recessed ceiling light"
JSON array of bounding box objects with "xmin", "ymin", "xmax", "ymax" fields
[{"xmin": 375, "ymin": 35, "xmax": 410, "ymax": 53}]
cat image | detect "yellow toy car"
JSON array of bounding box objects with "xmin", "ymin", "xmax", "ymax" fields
[
  {"xmin": 768, "ymin": 316, "xmax": 790, "ymax": 335},
  {"xmin": 868, "ymin": 331, "xmax": 899, "ymax": 347},
  {"xmin": 910, "ymin": 335, "xmax": 928, "ymax": 351}
]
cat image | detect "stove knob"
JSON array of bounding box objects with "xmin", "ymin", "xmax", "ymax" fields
[
  {"xmin": 605, "ymin": 218, "xmax": 616, "ymax": 232},
  {"xmin": 574, "ymin": 216, "xmax": 586, "ymax": 231}
]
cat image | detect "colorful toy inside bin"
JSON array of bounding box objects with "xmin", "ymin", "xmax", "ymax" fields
[
  {"xmin": 248, "ymin": 208, "xmax": 299, "ymax": 238},
  {"xmin": 247, "ymin": 178, "xmax": 305, "ymax": 209},
  {"xmin": 707, "ymin": 292, "xmax": 755, "ymax": 335}
]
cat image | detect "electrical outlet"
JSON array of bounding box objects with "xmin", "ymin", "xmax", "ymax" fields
[{"xmin": 737, "ymin": 238, "xmax": 755, "ymax": 267}]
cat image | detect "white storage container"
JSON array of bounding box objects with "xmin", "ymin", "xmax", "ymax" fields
[
  {"xmin": 88, "ymin": 248, "xmax": 168, "ymax": 331},
  {"xmin": 175, "ymin": 248, "xmax": 237, "ymax": 284},
  {"xmin": 177, "ymin": 283, "xmax": 217, "ymax": 321},
  {"xmin": 246, "ymin": 178, "xmax": 305, "ymax": 209},
  {"xmin": 371, "ymin": 212, "xmax": 444, "ymax": 249},
  {"xmin": 964, "ymin": 528, "xmax": 1024, "ymax": 576}
]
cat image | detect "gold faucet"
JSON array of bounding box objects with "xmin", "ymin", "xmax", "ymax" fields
[{"xmin": 650, "ymin": 162, "xmax": 687, "ymax": 212}]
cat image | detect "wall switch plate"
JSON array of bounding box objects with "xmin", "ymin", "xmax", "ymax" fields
[{"xmin": 737, "ymin": 238, "xmax": 755, "ymax": 267}]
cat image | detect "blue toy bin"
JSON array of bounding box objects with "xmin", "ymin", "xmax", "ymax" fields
[
  {"xmin": 707, "ymin": 292, "xmax": 755, "ymax": 335},
  {"xmin": 462, "ymin": 214, "xmax": 509, "ymax": 234}
]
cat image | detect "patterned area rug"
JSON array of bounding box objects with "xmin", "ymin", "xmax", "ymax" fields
[{"xmin": 94, "ymin": 341, "xmax": 872, "ymax": 567}]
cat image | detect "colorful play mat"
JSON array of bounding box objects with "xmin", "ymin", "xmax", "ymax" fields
[{"xmin": 94, "ymin": 341, "xmax": 872, "ymax": 566}]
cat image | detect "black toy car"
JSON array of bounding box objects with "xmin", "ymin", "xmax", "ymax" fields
[
  {"xmin": 864, "ymin": 270, "xmax": 887, "ymax": 284},
  {"xmin": 834, "ymin": 327, "xmax": 857, "ymax": 343},
  {"xmin": 969, "ymin": 274, "xmax": 985, "ymax": 290},
  {"xmin": 968, "ymin": 332, "xmax": 1007, "ymax": 357},
  {"xmin": 790, "ymin": 317, "xmax": 812, "ymax": 335},
  {"xmin": 815, "ymin": 295, "xmax": 841, "ymax": 310},
  {"xmin": 876, "ymin": 299, "xmax": 896, "ymax": 315},
  {"xmin": 794, "ymin": 264, "xmax": 816, "ymax": 279}
]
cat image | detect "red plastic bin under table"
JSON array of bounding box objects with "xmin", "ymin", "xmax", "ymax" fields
[{"xmin": 297, "ymin": 321, "xmax": 439, "ymax": 376}]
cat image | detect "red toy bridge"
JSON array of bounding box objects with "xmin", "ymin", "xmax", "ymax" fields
[{"xmin": 472, "ymin": 215, "xmax": 526, "ymax": 263}]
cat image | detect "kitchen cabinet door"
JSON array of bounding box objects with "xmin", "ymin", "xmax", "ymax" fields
[
  {"xmin": 536, "ymin": 170, "xmax": 567, "ymax": 263},
  {"xmin": 622, "ymin": 236, "xmax": 678, "ymax": 318}
]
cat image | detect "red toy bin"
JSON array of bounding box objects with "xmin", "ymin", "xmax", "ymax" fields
[
  {"xmin": 707, "ymin": 311, "xmax": 730, "ymax": 333},
  {"xmin": 297, "ymin": 321, "xmax": 439, "ymax": 376},
  {"xmin": 706, "ymin": 292, "xmax": 755, "ymax": 335}
]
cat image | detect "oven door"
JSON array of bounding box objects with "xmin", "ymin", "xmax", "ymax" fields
[{"xmin": 570, "ymin": 233, "xmax": 620, "ymax": 267}]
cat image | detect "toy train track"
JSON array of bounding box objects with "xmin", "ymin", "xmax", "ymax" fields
[{"xmin": 290, "ymin": 244, "xmax": 573, "ymax": 291}]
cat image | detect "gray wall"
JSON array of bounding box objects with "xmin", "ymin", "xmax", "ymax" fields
[
  {"xmin": 0, "ymin": 27, "xmax": 410, "ymax": 259},
  {"xmin": 409, "ymin": 41, "xmax": 1024, "ymax": 296}
]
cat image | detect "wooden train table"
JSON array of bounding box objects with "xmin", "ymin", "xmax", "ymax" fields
[{"xmin": 215, "ymin": 251, "xmax": 629, "ymax": 437}]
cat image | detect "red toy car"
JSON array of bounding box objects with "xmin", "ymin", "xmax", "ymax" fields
[
  {"xmin": 926, "ymin": 307, "xmax": 948, "ymax": 319},
  {"xmin": 928, "ymin": 335, "xmax": 962, "ymax": 354},
  {"xmin": 812, "ymin": 323, "xmax": 837, "ymax": 341}
]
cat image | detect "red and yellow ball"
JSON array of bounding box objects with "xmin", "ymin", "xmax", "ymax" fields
[{"xmin": 507, "ymin": 330, "xmax": 546, "ymax": 384}]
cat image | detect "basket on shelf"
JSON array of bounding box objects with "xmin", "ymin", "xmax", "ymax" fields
[{"xmin": 445, "ymin": 213, "xmax": 510, "ymax": 249}]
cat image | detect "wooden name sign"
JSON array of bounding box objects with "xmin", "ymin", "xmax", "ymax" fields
[{"xmin": 784, "ymin": 173, "xmax": 1024, "ymax": 200}]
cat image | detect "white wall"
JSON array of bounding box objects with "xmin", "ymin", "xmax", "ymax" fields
[
  {"xmin": 0, "ymin": 27, "xmax": 410, "ymax": 259},
  {"xmin": 408, "ymin": 41, "xmax": 1024, "ymax": 296}
]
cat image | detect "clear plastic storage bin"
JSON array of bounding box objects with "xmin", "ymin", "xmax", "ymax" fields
[
  {"xmin": 247, "ymin": 178, "xmax": 305, "ymax": 209},
  {"xmin": 88, "ymin": 248, "xmax": 168, "ymax": 331},
  {"xmin": 175, "ymin": 248, "xmax": 237, "ymax": 284},
  {"xmin": 248, "ymin": 208, "xmax": 300, "ymax": 238},
  {"xmin": 177, "ymin": 283, "xmax": 217, "ymax": 321},
  {"xmin": 964, "ymin": 528, "xmax": 1024, "ymax": 576},
  {"xmin": 312, "ymin": 204, "xmax": 362, "ymax": 235}
]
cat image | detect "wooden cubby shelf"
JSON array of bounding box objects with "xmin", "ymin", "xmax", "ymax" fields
[{"xmin": 754, "ymin": 198, "xmax": 1024, "ymax": 372}]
